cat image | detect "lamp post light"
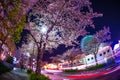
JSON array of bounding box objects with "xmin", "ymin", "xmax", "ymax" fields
[{"xmin": 40, "ymin": 24, "xmax": 48, "ymax": 34}]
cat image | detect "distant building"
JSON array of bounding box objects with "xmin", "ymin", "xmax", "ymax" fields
[
  {"xmin": 47, "ymin": 43, "xmax": 114, "ymax": 70},
  {"xmin": 59, "ymin": 43, "xmax": 114, "ymax": 70},
  {"xmin": 113, "ymin": 40, "xmax": 120, "ymax": 54},
  {"xmin": 82, "ymin": 44, "xmax": 114, "ymax": 67}
]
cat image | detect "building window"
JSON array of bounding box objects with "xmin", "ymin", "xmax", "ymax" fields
[
  {"xmin": 88, "ymin": 58, "xmax": 90, "ymax": 61},
  {"xmin": 103, "ymin": 52, "xmax": 106, "ymax": 55},
  {"xmin": 91, "ymin": 57, "xmax": 93, "ymax": 60},
  {"xmin": 100, "ymin": 54, "xmax": 102, "ymax": 56}
]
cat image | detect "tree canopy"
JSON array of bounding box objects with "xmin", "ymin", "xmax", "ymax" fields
[
  {"xmin": 26, "ymin": 0, "xmax": 102, "ymax": 49},
  {"xmin": 0, "ymin": 0, "xmax": 38, "ymax": 54},
  {"xmin": 0, "ymin": 0, "xmax": 26, "ymax": 53},
  {"xmin": 25, "ymin": 0, "xmax": 102, "ymax": 74}
]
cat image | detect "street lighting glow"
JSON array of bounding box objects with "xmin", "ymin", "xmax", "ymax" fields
[{"xmin": 40, "ymin": 24, "xmax": 48, "ymax": 34}]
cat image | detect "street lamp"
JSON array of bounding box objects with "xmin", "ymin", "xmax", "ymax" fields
[
  {"xmin": 40, "ymin": 24, "xmax": 48, "ymax": 34},
  {"xmin": 38, "ymin": 22, "xmax": 48, "ymax": 34},
  {"xmin": 38, "ymin": 23, "xmax": 48, "ymax": 44}
]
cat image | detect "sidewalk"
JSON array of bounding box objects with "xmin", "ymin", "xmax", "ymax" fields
[{"xmin": 0, "ymin": 68, "xmax": 29, "ymax": 80}]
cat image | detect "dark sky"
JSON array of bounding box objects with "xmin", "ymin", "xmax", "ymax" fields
[{"xmin": 90, "ymin": 0, "xmax": 120, "ymax": 41}]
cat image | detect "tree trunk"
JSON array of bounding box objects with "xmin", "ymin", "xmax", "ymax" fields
[
  {"xmin": 35, "ymin": 42, "xmax": 45, "ymax": 75},
  {"xmin": 29, "ymin": 57, "xmax": 32, "ymax": 69},
  {"xmin": 35, "ymin": 47, "xmax": 45, "ymax": 75},
  {"xmin": 36, "ymin": 47, "xmax": 41, "ymax": 75},
  {"xmin": 0, "ymin": 43, "xmax": 3, "ymax": 55},
  {"xmin": 29, "ymin": 32, "xmax": 44, "ymax": 75},
  {"xmin": 94, "ymin": 53, "xmax": 98, "ymax": 65},
  {"xmin": 84, "ymin": 57, "xmax": 87, "ymax": 68},
  {"xmin": 0, "ymin": 43, "xmax": 3, "ymax": 60},
  {"xmin": 94, "ymin": 43, "xmax": 100, "ymax": 66},
  {"xmin": 35, "ymin": 34, "xmax": 43, "ymax": 75}
]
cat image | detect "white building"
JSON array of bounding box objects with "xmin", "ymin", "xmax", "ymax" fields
[
  {"xmin": 48, "ymin": 43, "xmax": 114, "ymax": 70},
  {"xmin": 113, "ymin": 40, "xmax": 120, "ymax": 54},
  {"xmin": 59, "ymin": 43, "xmax": 114, "ymax": 70},
  {"xmin": 82, "ymin": 43, "xmax": 114, "ymax": 67}
]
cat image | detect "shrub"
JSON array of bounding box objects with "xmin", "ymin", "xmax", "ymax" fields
[
  {"xmin": 37, "ymin": 74, "xmax": 50, "ymax": 80},
  {"xmin": 29, "ymin": 72, "xmax": 37, "ymax": 80},
  {"xmin": 27, "ymin": 68, "xmax": 32, "ymax": 74},
  {"xmin": 0, "ymin": 61, "xmax": 12, "ymax": 75},
  {"xmin": 29, "ymin": 72, "xmax": 50, "ymax": 80},
  {"xmin": 6, "ymin": 56, "xmax": 13, "ymax": 64},
  {"xmin": 87, "ymin": 63, "xmax": 105, "ymax": 71},
  {"xmin": 64, "ymin": 69, "xmax": 79, "ymax": 73}
]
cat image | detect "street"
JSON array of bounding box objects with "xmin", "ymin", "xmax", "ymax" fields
[
  {"xmin": 42, "ymin": 67, "xmax": 120, "ymax": 80},
  {"xmin": 42, "ymin": 60, "xmax": 120, "ymax": 80}
]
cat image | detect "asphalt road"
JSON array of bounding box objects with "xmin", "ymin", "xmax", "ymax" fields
[
  {"xmin": 0, "ymin": 68, "xmax": 29, "ymax": 80},
  {"xmin": 74, "ymin": 68, "xmax": 120, "ymax": 80},
  {"xmin": 43, "ymin": 63, "xmax": 120, "ymax": 80}
]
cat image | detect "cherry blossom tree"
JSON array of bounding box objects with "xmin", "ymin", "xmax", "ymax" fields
[
  {"xmin": 26, "ymin": 0, "xmax": 102, "ymax": 74},
  {"xmin": 0, "ymin": 0, "xmax": 38, "ymax": 58},
  {"xmin": 61, "ymin": 48, "xmax": 82, "ymax": 67}
]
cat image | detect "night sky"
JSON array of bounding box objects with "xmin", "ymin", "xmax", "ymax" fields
[{"xmin": 90, "ymin": 0, "xmax": 120, "ymax": 41}]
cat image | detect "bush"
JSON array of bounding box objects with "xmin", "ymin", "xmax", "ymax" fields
[
  {"xmin": 27, "ymin": 68, "xmax": 32, "ymax": 74},
  {"xmin": 37, "ymin": 74, "xmax": 50, "ymax": 80},
  {"xmin": 87, "ymin": 63, "xmax": 105, "ymax": 71},
  {"xmin": 0, "ymin": 61, "xmax": 12, "ymax": 75},
  {"xmin": 29, "ymin": 72, "xmax": 50, "ymax": 80},
  {"xmin": 29, "ymin": 72, "xmax": 37, "ymax": 80},
  {"xmin": 6, "ymin": 56, "xmax": 13, "ymax": 64},
  {"xmin": 64, "ymin": 69, "xmax": 79, "ymax": 73}
]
